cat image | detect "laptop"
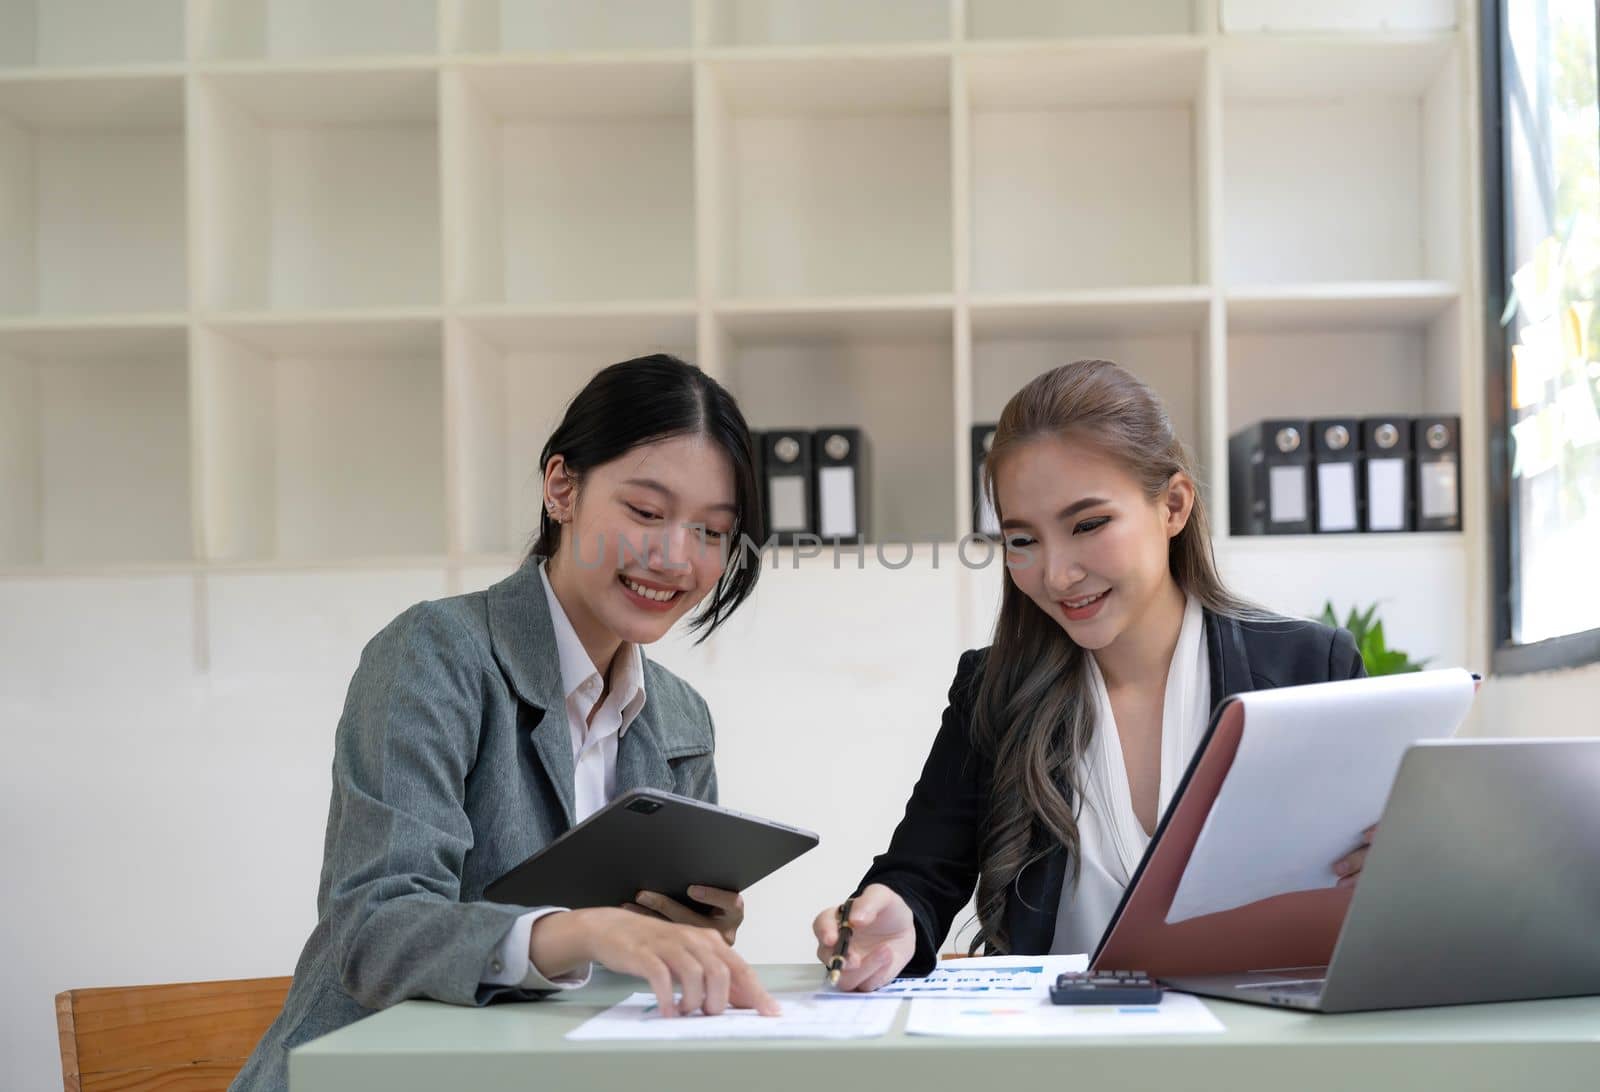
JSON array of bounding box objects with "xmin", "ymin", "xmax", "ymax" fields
[{"xmin": 1163, "ymin": 738, "xmax": 1600, "ymax": 1012}]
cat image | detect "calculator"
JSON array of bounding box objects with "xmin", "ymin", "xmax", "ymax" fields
[{"xmin": 1049, "ymin": 971, "xmax": 1164, "ymax": 1005}]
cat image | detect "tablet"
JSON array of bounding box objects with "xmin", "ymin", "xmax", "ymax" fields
[{"xmin": 483, "ymin": 788, "xmax": 819, "ymax": 914}]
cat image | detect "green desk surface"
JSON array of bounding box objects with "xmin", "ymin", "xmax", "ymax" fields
[{"xmin": 291, "ymin": 964, "xmax": 1600, "ymax": 1091}]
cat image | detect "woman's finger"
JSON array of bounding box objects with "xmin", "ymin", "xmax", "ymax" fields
[
  {"xmin": 832, "ymin": 944, "xmax": 888, "ymax": 992},
  {"xmin": 622, "ymin": 902, "xmax": 663, "ymax": 919},
  {"xmin": 701, "ymin": 947, "xmax": 733, "ymax": 1015},
  {"xmin": 723, "ymin": 948, "xmax": 781, "ymax": 1016},
  {"xmin": 636, "ymin": 892, "xmax": 705, "ymax": 927},
  {"xmin": 1334, "ymin": 845, "xmax": 1369, "ymax": 878},
  {"xmin": 640, "ymin": 955, "xmax": 677, "ymax": 1020},
  {"xmin": 686, "ymin": 885, "xmax": 742, "ymax": 914},
  {"xmin": 664, "ymin": 947, "xmax": 706, "ymax": 1016},
  {"xmin": 859, "ymin": 945, "xmax": 902, "ymax": 992}
]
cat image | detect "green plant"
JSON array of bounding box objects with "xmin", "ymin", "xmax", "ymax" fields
[{"xmin": 1317, "ymin": 602, "xmax": 1431, "ymax": 676}]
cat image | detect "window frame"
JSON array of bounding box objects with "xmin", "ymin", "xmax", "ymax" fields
[{"xmin": 1482, "ymin": 0, "xmax": 1600, "ymax": 674}]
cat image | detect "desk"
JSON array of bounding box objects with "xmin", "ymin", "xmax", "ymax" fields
[{"xmin": 291, "ymin": 964, "xmax": 1600, "ymax": 1091}]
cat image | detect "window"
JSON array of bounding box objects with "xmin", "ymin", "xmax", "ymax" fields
[{"xmin": 1487, "ymin": 0, "xmax": 1600, "ymax": 672}]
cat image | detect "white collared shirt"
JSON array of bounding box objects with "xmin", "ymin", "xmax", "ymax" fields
[
  {"xmin": 1049, "ymin": 594, "xmax": 1211, "ymax": 955},
  {"xmin": 481, "ymin": 566, "xmax": 648, "ymax": 990}
]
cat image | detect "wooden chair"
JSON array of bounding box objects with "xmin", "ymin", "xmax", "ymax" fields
[{"xmin": 55, "ymin": 976, "xmax": 291, "ymax": 1092}]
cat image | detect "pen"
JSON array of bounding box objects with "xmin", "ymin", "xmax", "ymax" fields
[{"xmin": 826, "ymin": 897, "xmax": 854, "ymax": 987}]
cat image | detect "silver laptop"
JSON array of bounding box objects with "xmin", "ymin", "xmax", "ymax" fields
[{"xmin": 1164, "ymin": 738, "xmax": 1600, "ymax": 1012}]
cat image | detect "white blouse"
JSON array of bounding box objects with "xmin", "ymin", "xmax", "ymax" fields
[{"xmin": 1049, "ymin": 594, "xmax": 1211, "ymax": 955}]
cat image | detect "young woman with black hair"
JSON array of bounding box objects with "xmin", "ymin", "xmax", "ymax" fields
[
  {"xmin": 233, "ymin": 355, "xmax": 774, "ymax": 1092},
  {"xmin": 813, "ymin": 359, "xmax": 1373, "ymax": 988}
]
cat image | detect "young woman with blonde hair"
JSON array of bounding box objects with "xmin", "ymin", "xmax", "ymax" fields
[{"xmin": 814, "ymin": 359, "xmax": 1371, "ymax": 985}]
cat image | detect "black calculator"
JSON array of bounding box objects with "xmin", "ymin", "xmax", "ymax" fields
[{"xmin": 1050, "ymin": 971, "xmax": 1163, "ymax": 1005}]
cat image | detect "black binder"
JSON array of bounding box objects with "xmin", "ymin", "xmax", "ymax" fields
[
  {"xmin": 1310, "ymin": 418, "xmax": 1361, "ymax": 534},
  {"xmin": 971, "ymin": 423, "xmax": 999, "ymax": 538},
  {"xmin": 812, "ymin": 427, "xmax": 869, "ymax": 544},
  {"xmin": 1412, "ymin": 415, "xmax": 1462, "ymax": 532},
  {"xmin": 761, "ymin": 430, "xmax": 814, "ymax": 544},
  {"xmin": 1360, "ymin": 416, "xmax": 1413, "ymax": 533},
  {"xmin": 1229, "ymin": 419, "xmax": 1312, "ymax": 535}
]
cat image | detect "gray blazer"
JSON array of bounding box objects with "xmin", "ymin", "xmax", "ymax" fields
[{"xmin": 230, "ymin": 561, "xmax": 718, "ymax": 1092}]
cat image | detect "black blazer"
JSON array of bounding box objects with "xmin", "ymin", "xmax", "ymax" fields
[{"xmin": 859, "ymin": 610, "xmax": 1366, "ymax": 975}]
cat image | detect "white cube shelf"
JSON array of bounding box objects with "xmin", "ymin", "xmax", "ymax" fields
[
  {"xmin": 0, "ymin": 9, "xmax": 1483, "ymax": 635},
  {"xmin": 444, "ymin": 61, "xmax": 696, "ymax": 307},
  {"xmin": 704, "ymin": 1, "xmax": 951, "ymax": 48},
  {"xmin": 190, "ymin": 0, "xmax": 438, "ymax": 62},
  {"xmin": 0, "ymin": 76, "xmax": 186, "ymax": 317},
  {"xmin": 712, "ymin": 303, "xmax": 957, "ymax": 543},
  {"xmin": 966, "ymin": 0, "xmax": 1203, "ymax": 40},
  {"xmin": 967, "ymin": 44, "xmax": 1204, "ymax": 293},
  {"xmin": 971, "ymin": 296, "xmax": 1210, "ymax": 458},
  {"xmin": 703, "ymin": 54, "xmax": 952, "ymax": 299},
  {"xmin": 448, "ymin": 309, "xmax": 698, "ymax": 556},
  {"xmin": 0, "ymin": 325, "xmax": 191, "ymax": 566},
  {"xmin": 1221, "ymin": 37, "xmax": 1464, "ymax": 287},
  {"xmin": 1225, "ymin": 296, "xmax": 1462, "ymax": 433},
  {"xmin": 191, "ymin": 69, "xmax": 441, "ymax": 312},
  {"xmin": 0, "ymin": 0, "xmax": 185, "ymax": 69},
  {"xmin": 444, "ymin": 0, "xmax": 694, "ymax": 54},
  {"xmin": 193, "ymin": 318, "xmax": 446, "ymax": 561}
]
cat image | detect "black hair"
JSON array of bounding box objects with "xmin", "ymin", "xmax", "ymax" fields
[{"xmin": 529, "ymin": 353, "xmax": 764, "ymax": 641}]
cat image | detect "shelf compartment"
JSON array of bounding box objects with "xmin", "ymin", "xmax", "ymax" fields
[
  {"xmin": 190, "ymin": 69, "xmax": 441, "ymax": 312},
  {"xmin": 966, "ymin": 0, "xmax": 1202, "ymax": 40},
  {"xmin": 0, "ymin": 76, "xmax": 186, "ymax": 317},
  {"xmin": 0, "ymin": 324, "xmax": 192, "ymax": 566},
  {"xmin": 190, "ymin": 0, "xmax": 438, "ymax": 62},
  {"xmin": 703, "ymin": 54, "xmax": 952, "ymax": 299},
  {"xmin": 1220, "ymin": 37, "xmax": 1464, "ymax": 285},
  {"xmin": 448, "ymin": 311, "xmax": 698, "ymax": 555},
  {"xmin": 970, "ymin": 300, "xmax": 1209, "ymax": 454},
  {"xmin": 704, "ymin": 1, "xmax": 951, "ymax": 48},
  {"xmin": 444, "ymin": 61, "xmax": 696, "ymax": 307},
  {"xmin": 1225, "ymin": 300, "xmax": 1462, "ymax": 435},
  {"xmin": 1219, "ymin": 1, "xmax": 1456, "ymax": 34},
  {"xmin": 443, "ymin": 0, "xmax": 694, "ymax": 54},
  {"xmin": 965, "ymin": 44, "xmax": 1204, "ymax": 294},
  {"xmin": 194, "ymin": 316, "xmax": 446, "ymax": 561},
  {"xmin": 711, "ymin": 304, "xmax": 956, "ymax": 543},
  {"xmin": 0, "ymin": 1, "xmax": 185, "ymax": 69}
]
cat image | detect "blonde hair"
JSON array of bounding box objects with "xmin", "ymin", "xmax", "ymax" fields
[{"xmin": 970, "ymin": 359, "xmax": 1259, "ymax": 953}]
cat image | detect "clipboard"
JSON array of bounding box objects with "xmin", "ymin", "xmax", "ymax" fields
[
  {"xmin": 1090, "ymin": 698, "xmax": 1352, "ymax": 976},
  {"xmin": 1090, "ymin": 671, "xmax": 1481, "ymax": 977}
]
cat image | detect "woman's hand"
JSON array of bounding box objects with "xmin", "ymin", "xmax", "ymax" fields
[
  {"xmin": 528, "ymin": 907, "xmax": 779, "ymax": 1018},
  {"xmin": 1332, "ymin": 824, "xmax": 1378, "ymax": 888},
  {"xmin": 811, "ymin": 883, "xmax": 918, "ymax": 992},
  {"xmin": 626, "ymin": 886, "xmax": 745, "ymax": 945}
]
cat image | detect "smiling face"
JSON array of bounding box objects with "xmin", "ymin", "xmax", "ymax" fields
[
  {"xmin": 544, "ymin": 432, "xmax": 737, "ymax": 655},
  {"xmin": 994, "ymin": 432, "xmax": 1193, "ymax": 653}
]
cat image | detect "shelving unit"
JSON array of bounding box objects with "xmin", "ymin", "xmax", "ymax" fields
[{"xmin": 0, "ymin": 0, "xmax": 1486, "ymax": 666}]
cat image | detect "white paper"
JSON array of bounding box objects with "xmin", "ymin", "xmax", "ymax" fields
[
  {"xmin": 1365, "ymin": 458, "xmax": 1407, "ymax": 530},
  {"xmin": 1165, "ymin": 669, "xmax": 1477, "ymax": 924},
  {"xmin": 767, "ymin": 476, "xmax": 807, "ymax": 532},
  {"xmin": 818, "ymin": 466, "xmax": 857, "ymax": 538},
  {"xmin": 869, "ymin": 954, "xmax": 1089, "ymax": 1000},
  {"xmin": 1315, "ymin": 462, "xmax": 1358, "ymax": 532},
  {"xmin": 566, "ymin": 991, "xmax": 898, "ymax": 1041},
  {"xmin": 1267, "ymin": 465, "xmax": 1306, "ymax": 523},
  {"xmin": 1420, "ymin": 460, "xmax": 1459, "ymax": 520},
  {"xmin": 905, "ymin": 990, "xmax": 1224, "ymax": 1038}
]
